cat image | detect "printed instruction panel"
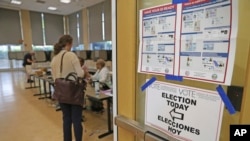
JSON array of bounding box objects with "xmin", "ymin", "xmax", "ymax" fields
[
  {"xmin": 138, "ymin": 4, "xmax": 177, "ymax": 75},
  {"xmin": 138, "ymin": 0, "xmax": 238, "ymax": 85},
  {"xmin": 145, "ymin": 80, "xmax": 224, "ymax": 141}
]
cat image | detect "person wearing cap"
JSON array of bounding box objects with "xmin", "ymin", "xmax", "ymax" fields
[{"xmin": 23, "ymin": 51, "xmax": 35, "ymax": 83}]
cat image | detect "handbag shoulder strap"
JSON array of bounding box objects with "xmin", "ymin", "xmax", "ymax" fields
[{"xmin": 60, "ymin": 51, "xmax": 67, "ymax": 75}]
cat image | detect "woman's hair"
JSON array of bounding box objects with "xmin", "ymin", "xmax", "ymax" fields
[
  {"xmin": 96, "ymin": 58, "xmax": 105, "ymax": 67},
  {"xmin": 54, "ymin": 35, "xmax": 73, "ymax": 55}
]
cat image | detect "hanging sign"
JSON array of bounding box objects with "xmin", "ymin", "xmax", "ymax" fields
[{"xmin": 145, "ymin": 80, "xmax": 224, "ymax": 141}]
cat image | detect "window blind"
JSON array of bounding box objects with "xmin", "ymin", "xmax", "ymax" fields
[
  {"xmin": 104, "ymin": 0, "xmax": 112, "ymax": 41},
  {"xmin": 88, "ymin": 2, "xmax": 103, "ymax": 43},
  {"xmin": 0, "ymin": 8, "xmax": 22, "ymax": 44},
  {"xmin": 78, "ymin": 10, "xmax": 83, "ymax": 45},
  {"xmin": 30, "ymin": 11, "xmax": 43, "ymax": 45},
  {"xmin": 44, "ymin": 13, "xmax": 64, "ymax": 45}
]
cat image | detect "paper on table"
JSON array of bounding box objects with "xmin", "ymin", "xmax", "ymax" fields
[{"xmin": 100, "ymin": 89, "xmax": 113, "ymax": 96}]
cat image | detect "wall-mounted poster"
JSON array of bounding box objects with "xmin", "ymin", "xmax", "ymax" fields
[
  {"xmin": 145, "ymin": 80, "xmax": 224, "ymax": 141},
  {"xmin": 178, "ymin": 0, "xmax": 238, "ymax": 85},
  {"xmin": 138, "ymin": 4, "xmax": 178, "ymax": 75},
  {"xmin": 138, "ymin": 0, "xmax": 238, "ymax": 85}
]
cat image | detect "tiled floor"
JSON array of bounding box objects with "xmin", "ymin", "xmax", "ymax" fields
[{"xmin": 0, "ymin": 71, "xmax": 113, "ymax": 141}]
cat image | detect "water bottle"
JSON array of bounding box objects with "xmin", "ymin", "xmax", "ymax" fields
[{"xmin": 95, "ymin": 81, "xmax": 100, "ymax": 95}]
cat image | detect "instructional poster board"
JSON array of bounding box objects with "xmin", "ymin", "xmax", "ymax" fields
[
  {"xmin": 178, "ymin": 0, "xmax": 237, "ymax": 85},
  {"xmin": 145, "ymin": 80, "xmax": 224, "ymax": 141},
  {"xmin": 138, "ymin": 4, "xmax": 178, "ymax": 75},
  {"xmin": 138, "ymin": 0, "xmax": 238, "ymax": 85}
]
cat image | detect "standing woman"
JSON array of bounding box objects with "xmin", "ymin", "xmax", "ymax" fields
[{"xmin": 51, "ymin": 35, "xmax": 84, "ymax": 141}]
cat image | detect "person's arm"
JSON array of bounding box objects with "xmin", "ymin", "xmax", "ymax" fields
[
  {"xmin": 27, "ymin": 58, "xmax": 33, "ymax": 63},
  {"xmin": 26, "ymin": 54, "xmax": 34, "ymax": 63},
  {"xmin": 91, "ymin": 70, "xmax": 99, "ymax": 80},
  {"xmin": 72, "ymin": 55, "xmax": 84, "ymax": 77},
  {"xmin": 82, "ymin": 65, "xmax": 91, "ymax": 79}
]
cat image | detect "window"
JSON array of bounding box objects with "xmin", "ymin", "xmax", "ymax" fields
[
  {"xmin": 30, "ymin": 12, "xmax": 64, "ymax": 51},
  {"xmin": 41, "ymin": 13, "xmax": 46, "ymax": 46},
  {"xmin": 88, "ymin": 0, "xmax": 112, "ymax": 50},
  {"xmin": 0, "ymin": 44, "xmax": 23, "ymax": 69},
  {"xmin": 69, "ymin": 11, "xmax": 84, "ymax": 51},
  {"xmin": 32, "ymin": 45, "xmax": 53, "ymax": 51},
  {"xmin": 102, "ymin": 12, "xmax": 105, "ymax": 41},
  {"xmin": 89, "ymin": 41, "xmax": 112, "ymax": 50}
]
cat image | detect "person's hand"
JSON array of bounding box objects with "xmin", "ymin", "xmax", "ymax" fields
[{"xmin": 88, "ymin": 78, "xmax": 93, "ymax": 84}]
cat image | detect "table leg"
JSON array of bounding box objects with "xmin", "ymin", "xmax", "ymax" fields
[
  {"xmin": 98, "ymin": 98, "xmax": 113, "ymax": 138},
  {"xmin": 48, "ymin": 83, "xmax": 52, "ymax": 99},
  {"xmin": 38, "ymin": 80, "xmax": 47, "ymax": 99},
  {"xmin": 25, "ymin": 75, "xmax": 38, "ymax": 89},
  {"xmin": 34, "ymin": 79, "xmax": 43, "ymax": 96}
]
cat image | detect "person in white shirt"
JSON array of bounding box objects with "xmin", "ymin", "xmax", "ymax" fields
[
  {"xmin": 90, "ymin": 58, "xmax": 111, "ymax": 90},
  {"xmin": 51, "ymin": 35, "xmax": 84, "ymax": 141},
  {"xmin": 88, "ymin": 58, "xmax": 111, "ymax": 113}
]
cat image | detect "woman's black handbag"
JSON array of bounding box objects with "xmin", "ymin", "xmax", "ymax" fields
[{"xmin": 53, "ymin": 52, "xmax": 86, "ymax": 106}]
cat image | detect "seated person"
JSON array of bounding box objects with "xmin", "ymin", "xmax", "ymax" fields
[
  {"xmin": 90, "ymin": 58, "xmax": 112, "ymax": 90},
  {"xmin": 78, "ymin": 57, "xmax": 91, "ymax": 80},
  {"xmin": 88, "ymin": 59, "xmax": 112, "ymax": 113}
]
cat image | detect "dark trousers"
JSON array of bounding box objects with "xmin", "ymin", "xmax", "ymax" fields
[{"xmin": 59, "ymin": 103, "xmax": 83, "ymax": 141}]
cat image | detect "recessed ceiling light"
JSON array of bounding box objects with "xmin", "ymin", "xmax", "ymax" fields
[
  {"xmin": 11, "ymin": 0, "xmax": 22, "ymax": 5},
  {"xmin": 60, "ymin": 0, "xmax": 71, "ymax": 4},
  {"xmin": 48, "ymin": 7, "xmax": 57, "ymax": 11}
]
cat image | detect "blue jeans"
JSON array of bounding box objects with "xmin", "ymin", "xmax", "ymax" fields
[{"xmin": 59, "ymin": 103, "xmax": 83, "ymax": 141}]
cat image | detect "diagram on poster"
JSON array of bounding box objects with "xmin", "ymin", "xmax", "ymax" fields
[
  {"xmin": 145, "ymin": 80, "xmax": 224, "ymax": 141},
  {"xmin": 179, "ymin": 0, "xmax": 237, "ymax": 85},
  {"xmin": 138, "ymin": 4, "xmax": 177, "ymax": 75},
  {"xmin": 138, "ymin": 0, "xmax": 238, "ymax": 85}
]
